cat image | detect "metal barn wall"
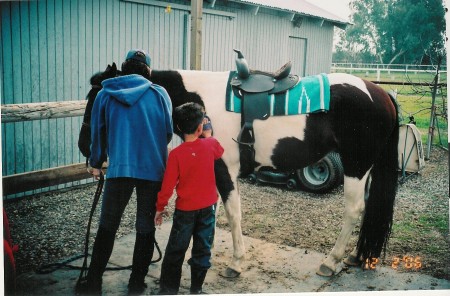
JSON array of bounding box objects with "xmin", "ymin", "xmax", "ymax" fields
[
  {"xmin": 1, "ymin": 0, "xmax": 335, "ymax": 197},
  {"xmin": 1, "ymin": 0, "xmax": 190, "ymax": 197},
  {"xmin": 208, "ymin": 2, "xmax": 335, "ymax": 75}
]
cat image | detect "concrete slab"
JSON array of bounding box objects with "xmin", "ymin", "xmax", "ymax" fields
[{"xmin": 16, "ymin": 222, "xmax": 450, "ymax": 295}]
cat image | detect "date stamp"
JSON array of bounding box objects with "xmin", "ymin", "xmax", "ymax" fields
[
  {"xmin": 362, "ymin": 256, "xmax": 422, "ymax": 270},
  {"xmin": 391, "ymin": 256, "xmax": 422, "ymax": 270}
]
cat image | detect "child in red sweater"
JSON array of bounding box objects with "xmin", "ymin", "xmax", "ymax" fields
[{"xmin": 155, "ymin": 102, "xmax": 224, "ymax": 295}]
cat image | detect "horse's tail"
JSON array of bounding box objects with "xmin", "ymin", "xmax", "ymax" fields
[{"xmin": 356, "ymin": 94, "xmax": 399, "ymax": 260}]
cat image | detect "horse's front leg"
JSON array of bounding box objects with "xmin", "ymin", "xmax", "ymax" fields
[
  {"xmin": 317, "ymin": 170, "xmax": 370, "ymax": 276},
  {"xmin": 214, "ymin": 158, "xmax": 245, "ymax": 277},
  {"xmin": 220, "ymin": 185, "xmax": 245, "ymax": 277}
]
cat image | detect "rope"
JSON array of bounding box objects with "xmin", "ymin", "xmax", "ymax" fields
[
  {"xmin": 36, "ymin": 173, "xmax": 162, "ymax": 278},
  {"xmin": 36, "ymin": 243, "xmax": 162, "ymax": 275},
  {"xmin": 76, "ymin": 173, "xmax": 105, "ymax": 285}
]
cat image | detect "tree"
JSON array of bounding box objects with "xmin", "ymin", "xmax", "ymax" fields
[{"xmin": 334, "ymin": 0, "xmax": 446, "ymax": 64}]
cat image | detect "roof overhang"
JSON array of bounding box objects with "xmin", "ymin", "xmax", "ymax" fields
[{"xmin": 228, "ymin": 0, "xmax": 351, "ymax": 30}]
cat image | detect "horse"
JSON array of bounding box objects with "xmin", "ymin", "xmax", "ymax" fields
[
  {"xmin": 78, "ymin": 63, "xmax": 120, "ymax": 159},
  {"xmin": 83, "ymin": 65, "xmax": 399, "ymax": 278}
]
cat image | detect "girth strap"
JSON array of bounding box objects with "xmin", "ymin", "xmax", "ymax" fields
[{"xmin": 236, "ymin": 92, "xmax": 270, "ymax": 145}]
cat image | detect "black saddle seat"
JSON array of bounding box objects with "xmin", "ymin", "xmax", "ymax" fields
[{"xmin": 231, "ymin": 61, "xmax": 299, "ymax": 95}]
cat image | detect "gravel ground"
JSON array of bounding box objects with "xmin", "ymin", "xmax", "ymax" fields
[{"xmin": 4, "ymin": 149, "xmax": 449, "ymax": 280}]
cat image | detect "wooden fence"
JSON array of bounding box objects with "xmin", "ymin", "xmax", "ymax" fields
[
  {"xmin": 2, "ymin": 101, "xmax": 91, "ymax": 196},
  {"xmin": 331, "ymin": 63, "xmax": 447, "ymax": 83}
]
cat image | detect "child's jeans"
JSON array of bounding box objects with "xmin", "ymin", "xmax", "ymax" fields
[{"xmin": 159, "ymin": 204, "xmax": 216, "ymax": 294}]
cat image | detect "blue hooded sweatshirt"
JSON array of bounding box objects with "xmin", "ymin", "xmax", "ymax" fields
[{"xmin": 90, "ymin": 74, "xmax": 173, "ymax": 181}]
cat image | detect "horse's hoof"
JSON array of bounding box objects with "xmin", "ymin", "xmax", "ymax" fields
[
  {"xmin": 219, "ymin": 267, "xmax": 241, "ymax": 278},
  {"xmin": 343, "ymin": 255, "xmax": 360, "ymax": 266},
  {"xmin": 316, "ymin": 264, "xmax": 334, "ymax": 277}
]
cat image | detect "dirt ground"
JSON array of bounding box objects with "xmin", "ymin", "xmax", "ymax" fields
[
  {"xmin": 4, "ymin": 147, "xmax": 449, "ymax": 294},
  {"xmin": 216, "ymin": 148, "xmax": 449, "ymax": 280}
]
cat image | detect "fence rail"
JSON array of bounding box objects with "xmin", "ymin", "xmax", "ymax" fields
[
  {"xmin": 2, "ymin": 101, "xmax": 90, "ymax": 196},
  {"xmin": 331, "ymin": 64, "xmax": 447, "ymax": 83},
  {"xmin": 332, "ymin": 63, "xmax": 447, "ymax": 72},
  {"xmin": 1, "ymin": 101, "xmax": 87, "ymax": 123}
]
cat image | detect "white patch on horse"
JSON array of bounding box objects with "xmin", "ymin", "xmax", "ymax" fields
[
  {"xmin": 178, "ymin": 70, "xmax": 241, "ymax": 168},
  {"xmin": 328, "ymin": 73, "xmax": 373, "ymax": 101},
  {"xmin": 253, "ymin": 115, "xmax": 307, "ymax": 168}
]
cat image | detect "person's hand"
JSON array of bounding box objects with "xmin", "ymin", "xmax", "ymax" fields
[
  {"xmin": 201, "ymin": 116, "xmax": 213, "ymax": 138},
  {"xmin": 154, "ymin": 210, "xmax": 168, "ymax": 226},
  {"xmin": 201, "ymin": 129, "xmax": 212, "ymax": 138},
  {"xmin": 92, "ymin": 168, "xmax": 102, "ymax": 180},
  {"xmin": 87, "ymin": 167, "xmax": 102, "ymax": 180}
]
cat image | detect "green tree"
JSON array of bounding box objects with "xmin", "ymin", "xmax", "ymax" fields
[{"xmin": 334, "ymin": 0, "xmax": 446, "ymax": 64}]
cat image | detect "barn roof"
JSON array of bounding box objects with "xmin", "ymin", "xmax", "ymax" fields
[{"xmin": 231, "ymin": 0, "xmax": 350, "ymax": 29}]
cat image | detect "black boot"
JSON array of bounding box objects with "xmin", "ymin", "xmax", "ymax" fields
[
  {"xmin": 76, "ymin": 227, "xmax": 116, "ymax": 295},
  {"xmin": 157, "ymin": 260, "xmax": 182, "ymax": 295},
  {"xmin": 128, "ymin": 232, "xmax": 154, "ymax": 295},
  {"xmin": 190, "ymin": 268, "xmax": 208, "ymax": 294}
]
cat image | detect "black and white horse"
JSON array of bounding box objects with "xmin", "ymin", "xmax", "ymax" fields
[{"xmin": 87, "ymin": 66, "xmax": 399, "ymax": 277}]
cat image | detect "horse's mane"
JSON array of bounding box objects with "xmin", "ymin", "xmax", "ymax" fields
[
  {"xmin": 150, "ymin": 70, "xmax": 205, "ymax": 110},
  {"xmin": 90, "ymin": 63, "xmax": 119, "ymax": 87}
]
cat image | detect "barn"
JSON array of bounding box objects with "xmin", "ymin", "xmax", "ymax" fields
[{"xmin": 1, "ymin": 0, "xmax": 349, "ymax": 198}]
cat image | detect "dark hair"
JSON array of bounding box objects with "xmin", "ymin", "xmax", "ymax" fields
[
  {"xmin": 174, "ymin": 102, "xmax": 204, "ymax": 135},
  {"xmin": 121, "ymin": 59, "xmax": 151, "ymax": 80}
]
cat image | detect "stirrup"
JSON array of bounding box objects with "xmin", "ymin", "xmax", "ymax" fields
[{"xmin": 232, "ymin": 137, "xmax": 254, "ymax": 146}]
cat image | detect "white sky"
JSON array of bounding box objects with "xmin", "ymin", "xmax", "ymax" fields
[{"xmin": 304, "ymin": 0, "xmax": 352, "ymax": 21}]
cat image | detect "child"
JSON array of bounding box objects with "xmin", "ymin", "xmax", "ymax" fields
[{"xmin": 155, "ymin": 102, "xmax": 223, "ymax": 295}]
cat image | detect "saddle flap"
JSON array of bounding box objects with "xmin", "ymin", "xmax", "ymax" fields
[
  {"xmin": 243, "ymin": 92, "xmax": 270, "ymax": 122},
  {"xmin": 231, "ymin": 74, "xmax": 274, "ymax": 93},
  {"xmin": 269, "ymin": 74, "xmax": 299, "ymax": 94}
]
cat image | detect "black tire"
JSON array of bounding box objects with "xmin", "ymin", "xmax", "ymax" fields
[
  {"xmin": 297, "ymin": 152, "xmax": 344, "ymax": 193},
  {"xmin": 286, "ymin": 178, "xmax": 297, "ymax": 190},
  {"xmin": 247, "ymin": 173, "xmax": 257, "ymax": 184}
]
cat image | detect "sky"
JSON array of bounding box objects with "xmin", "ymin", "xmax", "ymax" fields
[{"xmin": 304, "ymin": 0, "xmax": 352, "ymax": 21}]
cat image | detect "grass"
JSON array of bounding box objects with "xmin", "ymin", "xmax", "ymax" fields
[
  {"xmin": 392, "ymin": 212, "xmax": 448, "ymax": 255},
  {"xmin": 337, "ymin": 69, "xmax": 449, "ymax": 148},
  {"xmin": 389, "ymin": 87, "xmax": 447, "ymax": 147},
  {"xmin": 418, "ymin": 214, "xmax": 448, "ymax": 234},
  {"xmin": 391, "ymin": 220, "xmax": 417, "ymax": 242}
]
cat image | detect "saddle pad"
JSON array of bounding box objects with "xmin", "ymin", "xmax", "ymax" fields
[{"xmin": 226, "ymin": 72, "xmax": 330, "ymax": 115}]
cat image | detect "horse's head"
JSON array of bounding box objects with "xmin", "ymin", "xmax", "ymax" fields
[
  {"xmin": 79, "ymin": 63, "xmax": 123, "ymax": 158},
  {"xmin": 90, "ymin": 62, "xmax": 119, "ymax": 87}
]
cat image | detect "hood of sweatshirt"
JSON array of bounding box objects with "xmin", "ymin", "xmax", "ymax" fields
[{"xmin": 101, "ymin": 74, "xmax": 152, "ymax": 106}]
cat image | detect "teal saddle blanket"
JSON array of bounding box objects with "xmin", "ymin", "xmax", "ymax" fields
[{"xmin": 226, "ymin": 72, "xmax": 330, "ymax": 115}]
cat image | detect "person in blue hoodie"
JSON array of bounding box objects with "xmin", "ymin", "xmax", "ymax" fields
[{"xmin": 77, "ymin": 49, "xmax": 173, "ymax": 295}]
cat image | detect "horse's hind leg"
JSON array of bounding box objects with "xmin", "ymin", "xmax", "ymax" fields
[
  {"xmin": 343, "ymin": 174, "xmax": 372, "ymax": 267},
  {"xmin": 317, "ymin": 170, "xmax": 370, "ymax": 276}
]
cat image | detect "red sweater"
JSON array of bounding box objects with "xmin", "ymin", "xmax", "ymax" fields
[{"xmin": 156, "ymin": 137, "xmax": 224, "ymax": 212}]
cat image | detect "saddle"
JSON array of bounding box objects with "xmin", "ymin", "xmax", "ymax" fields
[{"xmin": 230, "ymin": 49, "xmax": 299, "ymax": 175}]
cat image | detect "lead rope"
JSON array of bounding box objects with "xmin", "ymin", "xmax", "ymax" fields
[
  {"xmin": 37, "ymin": 172, "xmax": 162, "ymax": 276},
  {"xmin": 75, "ymin": 172, "xmax": 105, "ymax": 290}
]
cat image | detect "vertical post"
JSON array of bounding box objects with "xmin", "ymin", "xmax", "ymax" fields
[
  {"xmin": 445, "ymin": 0, "xmax": 449, "ymax": 236},
  {"xmin": 190, "ymin": 0, "xmax": 203, "ymax": 70},
  {"xmin": 425, "ymin": 60, "xmax": 441, "ymax": 160}
]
